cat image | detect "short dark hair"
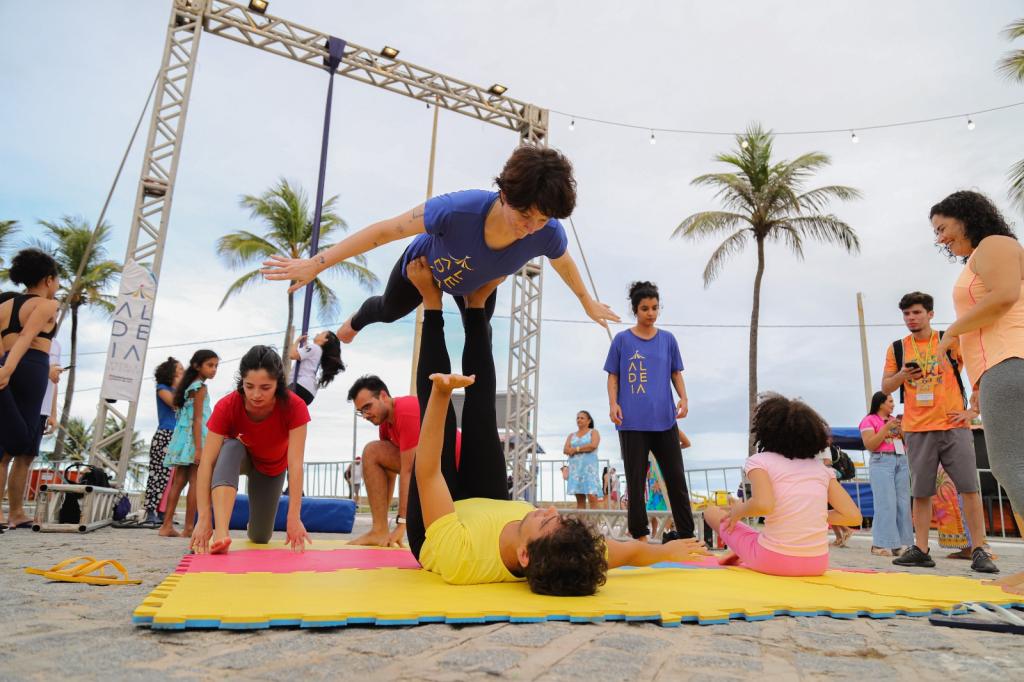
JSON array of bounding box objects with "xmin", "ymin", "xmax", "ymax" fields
[
  {"xmin": 174, "ymin": 349, "xmax": 219, "ymax": 409},
  {"xmin": 751, "ymin": 393, "xmax": 830, "ymax": 460},
  {"xmin": 628, "ymin": 281, "xmax": 659, "ymax": 314},
  {"xmin": 930, "ymin": 190, "xmax": 1016, "ymax": 262},
  {"xmin": 347, "ymin": 374, "xmax": 390, "ymax": 402},
  {"xmin": 577, "ymin": 410, "xmax": 595, "ymax": 429},
  {"xmin": 869, "ymin": 390, "xmax": 889, "ymax": 416},
  {"xmin": 153, "ymin": 357, "xmax": 180, "ymax": 386},
  {"xmin": 898, "ymin": 291, "xmax": 933, "ymax": 312},
  {"xmin": 9, "ymin": 248, "xmax": 59, "ymax": 287},
  {"xmin": 494, "ymin": 146, "xmax": 576, "ymax": 219},
  {"xmin": 523, "ymin": 516, "xmax": 607, "ymax": 596}
]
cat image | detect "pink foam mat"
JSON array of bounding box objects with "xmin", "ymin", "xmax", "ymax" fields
[{"xmin": 177, "ymin": 548, "xmax": 421, "ymax": 573}]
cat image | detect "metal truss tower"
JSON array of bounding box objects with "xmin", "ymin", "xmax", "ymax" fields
[{"xmin": 90, "ymin": 0, "xmax": 547, "ymax": 500}]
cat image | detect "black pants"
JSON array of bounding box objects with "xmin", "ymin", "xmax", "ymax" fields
[
  {"xmin": 0, "ymin": 349, "xmax": 49, "ymax": 457},
  {"xmin": 619, "ymin": 428, "xmax": 695, "ymax": 539},
  {"xmin": 406, "ymin": 308, "xmax": 509, "ymax": 559},
  {"xmin": 288, "ymin": 383, "xmax": 314, "ymax": 406},
  {"xmin": 350, "ymin": 251, "xmax": 498, "ymax": 331}
]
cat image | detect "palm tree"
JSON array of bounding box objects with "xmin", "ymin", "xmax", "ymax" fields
[
  {"xmin": 217, "ymin": 178, "xmax": 378, "ymax": 373},
  {"xmin": 672, "ymin": 124, "xmax": 861, "ymax": 453},
  {"xmin": 45, "ymin": 415, "xmax": 146, "ymax": 463},
  {"xmin": 998, "ymin": 18, "xmax": 1024, "ymax": 211},
  {"xmin": 0, "ymin": 219, "xmax": 18, "ymax": 280},
  {"xmin": 41, "ymin": 216, "xmax": 122, "ymax": 460}
]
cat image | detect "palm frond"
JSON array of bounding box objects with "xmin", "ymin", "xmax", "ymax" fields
[
  {"xmin": 701, "ymin": 229, "xmax": 750, "ymax": 287},
  {"xmin": 996, "ymin": 49, "xmax": 1024, "ymax": 82},
  {"xmin": 216, "ymin": 231, "xmax": 279, "ymax": 268},
  {"xmin": 691, "ymin": 173, "xmax": 756, "ymax": 212},
  {"xmin": 767, "ymin": 225, "xmax": 805, "ymax": 261},
  {"xmin": 672, "ymin": 211, "xmax": 750, "ymax": 240},
  {"xmin": 324, "ymin": 259, "xmax": 380, "ymax": 290},
  {"xmin": 218, "ymin": 269, "xmax": 265, "ymax": 309},
  {"xmin": 311, "ymin": 279, "xmax": 341, "ymax": 320},
  {"xmin": 795, "ymin": 185, "xmax": 863, "ymax": 213},
  {"xmin": 1008, "ymin": 157, "xmax": 1024, "ymax": 213},
  {"xmin": 787, "ymin": 215, "xmax": 861, "ymax": 253}
]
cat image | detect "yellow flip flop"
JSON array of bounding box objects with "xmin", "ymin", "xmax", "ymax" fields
[
  {"xmin": 25, "ymin": 555, "xmax": 97, "ymax": 577},
  {"xmin": 40, "ymin": 559, "xmax": 142, "ymax": 586}
]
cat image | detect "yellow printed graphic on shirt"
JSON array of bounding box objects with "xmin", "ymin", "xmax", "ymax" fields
[
  {"xmin": 627, "ymin": 350, "xmax": 648, "ymax": 395},
  {"xmin": 431, "ymin": 254, "xmax": 475, "ymax": 291}
]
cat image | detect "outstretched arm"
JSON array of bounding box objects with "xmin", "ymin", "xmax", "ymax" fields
[
  {"xmin": 285, "ymin": 424, "xmax": 312, "ymax": 551},
  {"xmin": 415, "ymin": 374, "xmax": 473, "ymax": 529},
  {"xmin": 607, "ymin": 536, "xmax": 708, "ymax": 568},
  {"xmin": 548, "ymin": 252, "xmax": 621, "ymax": 328},
  {"xmin": 263, "ymin": 205, "xmax": 427, "ymax": 293}
]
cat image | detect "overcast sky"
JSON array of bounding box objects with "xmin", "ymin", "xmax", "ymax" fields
[{"xmin": 2, "ymin": 1, "xmax": 1022, "ymax": 474}]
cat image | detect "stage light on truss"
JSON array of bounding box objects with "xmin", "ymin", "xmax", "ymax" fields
[
  {"xmin": 380, "ymin": 46, "xmax": 400, "ymax": 59},
  {"xmin": 850, "ymin": 130, "xmax": 859, "ymax": 144},
  {"xmin": 967, "ymin": 117, "xmax": 975, "ymax": 131},
  {"xmin": 488, "ymin": 83, "xmax": 508, "ymax": 96},
  {"xmin": 569, "ymin": 119, "xmax": 575, "ymax": 131},
  {"xmin": 248, "ymin": 0, "xmax": 269, "ymax": 14}
]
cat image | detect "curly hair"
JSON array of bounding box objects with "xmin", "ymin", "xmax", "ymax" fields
[
  {"xmin": 494, "ymin": 145, "xmax": 576, "ymax": 219},
  {"xmin": 628, "ymin": 281, "xmax": 659, "ymax": 314},
  {"xmin": 523, "ymin": 516, "xmax": 607, "ymax": 596},
  {"xmin": 153, "ymin": 357, "xmax": 180, "ymax": 386},
  {"xmin": 898, "ymin": 291, "xmax": 933, "ymax": 312},
  {"xmin": 9, "ymin": 248, "xmax": 59, "ymax": 287},
  {"xmin": 751, "ymin": 392, "xmax": 830, "ymax": 460},
  {"xmin": 930, "ymin": 190, "xmax": 1016, "ymax": 262}
]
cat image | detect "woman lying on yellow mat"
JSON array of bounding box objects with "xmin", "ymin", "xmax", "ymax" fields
[{"xmin": 403, "ymin": 257, "xmax": 707, "ymax": 596}]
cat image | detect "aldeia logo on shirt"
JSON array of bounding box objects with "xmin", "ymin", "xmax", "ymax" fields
[
  {"xmin": 431, "ymin": 254, "xmax": 474, "ymax": 290},
  {"xmin": 627, "ymin": 350, "xmax": 647, "ymax": 395}
]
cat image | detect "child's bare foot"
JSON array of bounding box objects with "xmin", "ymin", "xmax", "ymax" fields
[
  {"xmin": 406, "ymin": 257, "xmax": 441, "ymax": 308},
  {"xmin": 464, "ymin": 276, "xmax": 505, "ymax": 309},
  {"xmin": 210, "ymin": 536, "xmax": 232, "ymax": 555},
  {"xmin": 429, "ymin": 373, "xmax": 475, "ymax": 393},
  {"xmin": 337, "ymin": 317, "xmax": 358, "ymax": 344},
  {"xmin": 158, "ymin": 526, "xmax": 180, "ymax": 538}
]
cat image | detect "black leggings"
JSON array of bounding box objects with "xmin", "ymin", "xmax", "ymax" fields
[
  {"xmin": 350, "ymin": 251, "xmax": 498, "ymax": 331},
  {"xmin": 406, "ymin": 308, "xmax": 509, "ymax": 559},
  {"xmin": 0, "ymin": 349, "xmax": 49, "ymax": 457},
  {"xmin": 619, "ymin": 428, "xmax": 695, "ymax": 539}
]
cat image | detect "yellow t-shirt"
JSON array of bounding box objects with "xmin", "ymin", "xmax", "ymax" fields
[{"xmin": 418, "ymin": 498, "xmax": 533, "ymax": 585}]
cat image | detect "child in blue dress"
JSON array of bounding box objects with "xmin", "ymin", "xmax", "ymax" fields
[{"xmin": 159, "ymin": 349, "xmax": 219, "ymax": 538}]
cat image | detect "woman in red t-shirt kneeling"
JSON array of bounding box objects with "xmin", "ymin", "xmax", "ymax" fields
[{"xmin": 190, "ymin": 345, "xmax": 312, "ymax": 555}]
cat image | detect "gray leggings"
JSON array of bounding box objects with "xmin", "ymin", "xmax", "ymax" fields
[
  {"xmin": 212, "ymin": 438, "xmax": 285, "ymax": 543},
  {"xmin": 979, "ymin": 357, "xmax": 1024, "ymax": 519}
]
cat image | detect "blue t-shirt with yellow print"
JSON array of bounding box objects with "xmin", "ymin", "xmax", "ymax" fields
[
  {"xmin": 402, "ymin": 190, "xmax": 568, "ymax": 296},
  {"xmin": 604, "ymin": 329, "xmax": 684, "ymax": 432}
]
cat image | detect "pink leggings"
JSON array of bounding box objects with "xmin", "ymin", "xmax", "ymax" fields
[{"xmin": 718, "ymin": 520, "xmax": 829, "ymax": 576}]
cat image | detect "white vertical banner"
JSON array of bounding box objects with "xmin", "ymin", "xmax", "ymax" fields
[{"xmin": 100, "ymin": 259, "xmax": 157, "ymax": 402}]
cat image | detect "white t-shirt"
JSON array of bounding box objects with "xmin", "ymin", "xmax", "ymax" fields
[
  {"xmin": 350, "ymin": 460, "xmax": 363, "ymax": 485},
  {"xmin": 294, "ymin": 342, "xmax": 323, "ymax": 397},
  {"xmin": 41, "ymin": 340, "xmax": 61, "ymax": 417}
]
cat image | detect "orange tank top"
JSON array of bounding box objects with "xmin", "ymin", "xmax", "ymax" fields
[{"xmin": 952, "ymin": 250, "xmax": 1024, "ymax": 387}]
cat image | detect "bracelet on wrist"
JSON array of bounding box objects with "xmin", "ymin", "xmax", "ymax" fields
[{"xmin": 394, "ymin": 516, "xmax": 406, "ymax": 526}]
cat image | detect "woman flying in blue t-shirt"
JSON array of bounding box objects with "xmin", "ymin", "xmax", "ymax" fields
[{"xmin": 262, "ymin": 146, "xmax": 619, "ymax": 342}]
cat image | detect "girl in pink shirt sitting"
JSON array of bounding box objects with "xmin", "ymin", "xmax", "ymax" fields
[{"xmin": 704, "ymin": 394, "xmax": 862, "ymax": 576}]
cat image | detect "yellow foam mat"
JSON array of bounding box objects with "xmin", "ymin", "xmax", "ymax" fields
[{"xmin": 133, "ymin": 548, "xmax": 1022, "ymax": 629}]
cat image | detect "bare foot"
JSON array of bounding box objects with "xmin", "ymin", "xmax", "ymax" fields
[
  {"xmin": 983, "ymin": 570, "xmax": 1024, "ymax": 588},
  {"xmin": 406, "ymin": 257, "xmax": 441, "ymax": 308},
  {"xmin": 429, "ymin": 373, "xmax": 475, "ymax": 393},
  {"xmin": 210, "ymin": 537, "xmax": 232, "ymax": 555},
  {"xmin": 464, "ymin": 276, "xmax": 506, "ymax": 309},
  {"xmin": 158, "ymin": 526, "xmax": 181, "ymax": 538},
  {"xmin": 182, "ymin": 527, "xmax": 195, "ymax": 537},
  {"xmin": 349, "ymin": 528, "xmax": 392, "ymax": 547},
  {"xmin": 1002, "ymin": 584, "xmax": 1024, "ymax": 595},
  {"xmin": 718, "ymin": 551, "xmax": 741, "ymax": 566},
  {"xmin": 337, "ymin": 317, "xmax": 358, "ymax": 344}
]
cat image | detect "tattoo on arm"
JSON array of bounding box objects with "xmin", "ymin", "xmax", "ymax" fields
[
  {"xmin": 412, "ymin": 206, "xmax": 424, "ymax": 220},
  {"xmin": 318, "ymin": 255, "xmax": 325, "ymax": 265}
]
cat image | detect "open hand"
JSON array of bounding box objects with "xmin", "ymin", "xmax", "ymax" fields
[
  {"xmin": 190, "ymin": 517, "xmax": 213, "ymax": 554},
  {"xmin": 262, "ymin": 254, "xmax": 319, "ymax": 293},
  {"xmin": 286, "ymin": 517, "xmax": 312, "ymax": 553},
  {"xmin": 583, "ymin": 297, "xmax": 621, "ymax": 329},
  {"xmin": 387, "ymin": 523, "xmax": 406, "ymax": 548},
  {"xmin": 675, "ymin": 397, "xmax": 689, "ymax": 419},
  {"xmin": 663, "ymin": 537, "xmax": 710, "ymax": 561}
]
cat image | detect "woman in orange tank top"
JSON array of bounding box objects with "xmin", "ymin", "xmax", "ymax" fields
[{"xmin": 931, "ymin": 190, "xmax": 1024, "ymax": 593}]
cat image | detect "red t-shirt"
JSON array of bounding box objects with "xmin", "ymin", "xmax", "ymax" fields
[
  {"xmin": 207, "ymin": 391, "xmax": 311, "ymax": 476},
  {"xmin": 378, "ymin": 395, "xmax": 462, "ymax": 464}
]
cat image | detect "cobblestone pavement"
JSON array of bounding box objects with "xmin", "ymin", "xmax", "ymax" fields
[{"xmin": 2, "ymin": 515, "xmax": 1022, "ymax": 681}]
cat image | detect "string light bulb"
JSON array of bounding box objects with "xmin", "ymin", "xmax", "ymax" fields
[
  {"xmin": 967, "ymin": 117, "xmax": 975, "ymax": 131},
  {"xmin": 850, "ymin": 130, "xmax": 859, "ymax": 144},
  {"xmin": 649, "ymin": 130, "xmax": 656, "ymax": 145},
  {"xmin": 569, "ymin": 119, "xmax": 575, "ymax": 131}
]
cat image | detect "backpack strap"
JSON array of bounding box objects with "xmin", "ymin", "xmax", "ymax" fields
[
  {"xmin": 892, "ymin": 339, "xmax": 905, "ymax": 404},
  {"xmin": 938, "ymin": 330, "xmax": 968, "ymax": 409}
]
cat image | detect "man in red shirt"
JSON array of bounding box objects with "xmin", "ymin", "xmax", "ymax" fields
[{"xmin": 347, "ymin": 375, "xmax": 422, "ymax": 547}]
